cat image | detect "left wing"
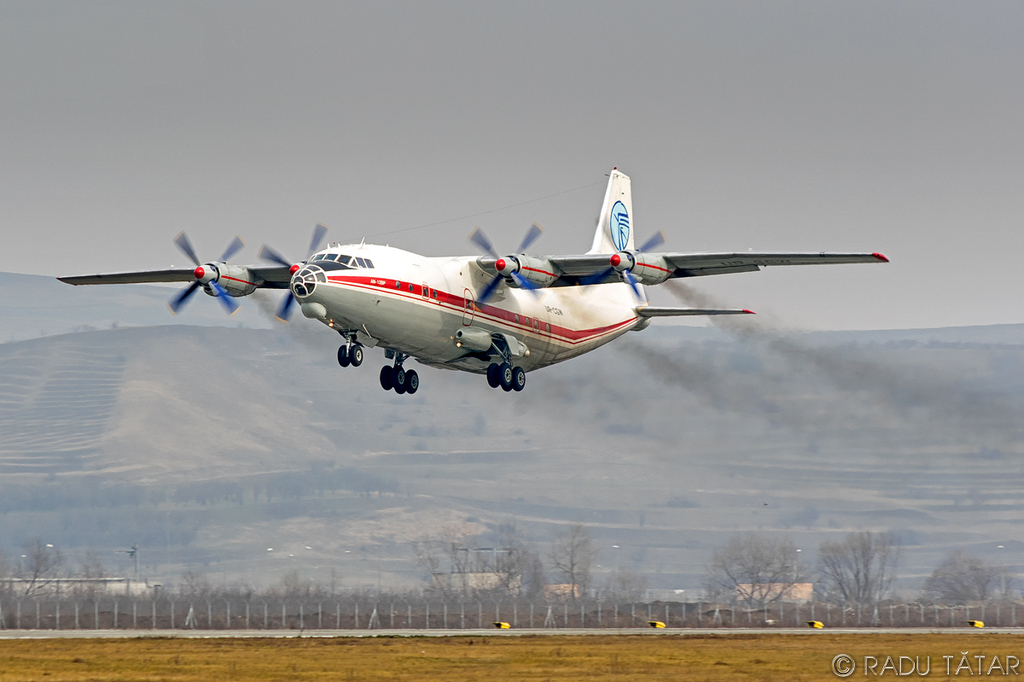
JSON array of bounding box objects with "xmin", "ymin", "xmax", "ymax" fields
[{"xmin": 479, "ymin": 251, "xmax": 888, "ymax": 288}]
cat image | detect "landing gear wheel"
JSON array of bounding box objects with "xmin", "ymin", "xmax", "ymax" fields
[
  {"xmin": 405, "ymin": 369, "xmax": 419, "ymax": 395},
  {"xmin": 393, "ymin": 366, "xmax": 407, "ymax": 394},
  {"xmin": 379, "ymin": 365, "xmax": 393, "ymax": 391},
  {"xmin": 349, "ymin": 345, "xmax": 363, "ymax": 367},
  {"xmin": 499, "ymin": 363, "xmax": 514, "ymax": 392},
  {"xmin": 511, "ymin": 366, "xmax": 526, "ymax": 392},
  {"xmin": 486, "ymin": 363, "xmax": 501, "ymax": 388},
  {"xmin": 337, "ymin": 345, "xmax": 350, "ymax": 367}
]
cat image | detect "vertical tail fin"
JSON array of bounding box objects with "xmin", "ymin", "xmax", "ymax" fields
[{"xmin": 588, "ymin": 168, "xmax": 634, "ymax": 254}]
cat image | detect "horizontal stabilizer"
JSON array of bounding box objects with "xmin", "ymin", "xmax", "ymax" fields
[{"xmin": 635, "ymin": 306, "xmax": 754, "ymax": 317}]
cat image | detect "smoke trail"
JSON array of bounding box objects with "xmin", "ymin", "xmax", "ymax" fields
[
  {"xmin": 647, "ymin": 281, "xmax": 1023, "ymax": 447},
  {"xmin": 249, "ymin": 291, "xmax": 333, "ymax": 352}
]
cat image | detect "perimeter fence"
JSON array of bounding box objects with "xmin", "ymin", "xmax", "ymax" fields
[{"xmin": 1, "ymin": 597, "xmax": 1019, "ymax": 630}]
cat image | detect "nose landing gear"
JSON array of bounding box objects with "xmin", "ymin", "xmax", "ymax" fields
[
  {"xmin": 380, "ymin": 351, "xmax": 418, "ymax": 395},
  {"xmin": 337, "ymin": 342, "xmax": 363, "ymax": 368}
]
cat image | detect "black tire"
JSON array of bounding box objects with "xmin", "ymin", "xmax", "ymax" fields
[
  {"xmin": 337, "ymin": 345, "xmax": 350, "ymax": 367},
  {"xmin": 405, "ymin": 369, "xmax": 419, "ymax": 394},
  {"xmin": 500, "ymin": 363, "xmax": 514, "ymax": 392},
  {"xmin": 349, "ymin": 345, "xmax": 363, "ymax": 367},
  {"xmin": 393, "ymin": 367, "xmax": 407, "ymax": 394},
  {"xmin": 512, "ymin": 366, "xmax": 526, "ymax": 392},
  {"xmin": 486, "ymin": 363, "xmax": 501, "ymax": 388},
  {"xmin": 379, "ymin": 365, "xmax": 393, "ymax": 391}
]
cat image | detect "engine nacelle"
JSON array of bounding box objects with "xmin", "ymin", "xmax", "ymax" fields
[
  {"xmin": 609, "ymin": 251, "xmax": 672, "ymax": 285},
  {"xmin": 495, "ymin": 255, "xmax": 557, "ymax": 288},
  {"xmin": 196, "ymin": 263, "xmax": 258, "ymax": 297},
  {"xmin": 454, "ymin": 327, "xmax": 494, "ymax": 352}
]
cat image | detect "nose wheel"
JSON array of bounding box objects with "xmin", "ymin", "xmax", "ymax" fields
[
  {"xmin": 337, "ymin": 343, "xmax": 363, "ymax": 368},
  {"xmin": 380, "ymin": 351, "xmax": 418, "ymax": 395}
]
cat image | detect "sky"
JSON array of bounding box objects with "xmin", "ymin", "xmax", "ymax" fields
[{"xmin": 1, "ymin": 1, "xmax": 1022, "ymax": 330}]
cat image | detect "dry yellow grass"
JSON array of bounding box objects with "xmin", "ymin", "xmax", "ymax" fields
[{"xmin": 0, "ymin": 633, "xmax": 1019, "ymax": 681}]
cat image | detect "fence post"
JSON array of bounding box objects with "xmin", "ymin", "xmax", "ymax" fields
[
  {"xmin": 133, "ymin": 600, "xmax": 137, "ymax": 630},
  {"xmin": 55, "ymin": 601, "xmax": 60, "ymax": 630},
  {"xmin": 529, "ymin": 603, "xmax": 533, "ymax": 628}
]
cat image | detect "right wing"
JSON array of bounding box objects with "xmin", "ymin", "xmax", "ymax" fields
[{"xmin": 58, "ymin": 264, "xmax": 293, "ymax": 289}]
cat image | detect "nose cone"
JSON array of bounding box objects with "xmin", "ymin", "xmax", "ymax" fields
[{"xmin": 291, "ymin": 265, "xmax": 325, "ymax": 299}]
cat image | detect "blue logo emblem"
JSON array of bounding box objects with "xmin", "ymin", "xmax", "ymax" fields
[{"xmin": 610, "ymin": 201, "xmax": 630, "ymax": 251}]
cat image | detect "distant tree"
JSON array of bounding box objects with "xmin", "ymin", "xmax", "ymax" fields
[
  {"xmin": 16, "ymin": 539, "xmax": 65, "ymax": 597},
  {"xmin": 412, "ymin": 524, "xmax": 477, "ymax": 598},
  {"xmin": 179, "ymin": 569, "xmax": 212, "ymax": 599},
  {"xmin": 817, "ymin": 531, "xmax": 901, "ymax": 605},
  {"xmin": 704, "ymin": 533, "xmax": 805, "ymax": 608},
  {"xmin": 549, "ymin": 523, "xmax": 597, "ymax": 600},
  {"xmin": 924, "ymin": 551, "xmax": 1003, "ymax": 604},
  {"xmin": 605, "ymin": 568, "xmax": 648, "ymax": 603}
]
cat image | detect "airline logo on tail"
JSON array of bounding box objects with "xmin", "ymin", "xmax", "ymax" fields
[{"xmin": 611, "ymin": 201, "xmax": 630, "ymax": 251}]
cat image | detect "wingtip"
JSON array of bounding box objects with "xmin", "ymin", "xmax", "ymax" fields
[
  {"xmin": 872, "ymin": 252, "xmax": 889, "ymax": 263},
  {"xmin": 742, "ymin": 309, "xmax": 756, "ymax": 315}
]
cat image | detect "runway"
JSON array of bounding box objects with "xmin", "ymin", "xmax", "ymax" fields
[{"xmin": 0, "ymin": 627, "xmax": 1016, "ymax": 639}]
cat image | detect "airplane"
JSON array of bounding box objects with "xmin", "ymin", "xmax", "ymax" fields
[{"xmin": 59, "ymin": 169, "xmax": 888, "ymax": 395}]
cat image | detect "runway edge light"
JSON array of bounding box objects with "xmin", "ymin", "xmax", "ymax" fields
[
  {"xmin": 807, "ymin": 620, "xmax": 824, "ymax": 629},
  {"xmin": 967, "ymin": 620, "xmax": 985, "ymax": 628},
  {"xmin": 648, "ymin": 621, "xmax": 666, "ymax": 629},
  {"xmin": 493, "ymin": 622, "xmax": 511, "ymax": 629}
]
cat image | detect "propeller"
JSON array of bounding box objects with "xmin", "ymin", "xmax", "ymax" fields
[
  {"xmin": 257, "ymin": 223, "xmax": 329, "ymax": 321},
  {"xmin": 579, "ymin": 231, "xmax": 666, "ymax": 300},
  {"xmin": 469, "ymin": 223, "xmax": 544, "ymax": 306},
  {"xmin": 168, "ymin": 232, "xmax": 245, "ymax": 315}
]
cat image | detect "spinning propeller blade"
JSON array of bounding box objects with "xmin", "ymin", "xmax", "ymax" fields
[
  {"xmin": 258, "ymin": 224, "xmax": 329, "ymax": 322},
  {"xmin": 219, "ymin": 236, "xmax": 245, "ymax": 262},
  {"xmin": 275, "ymin": 292, "xmax": 296, "ymax": 322},
  {"xmin": 168, "ymin": 232, "xmax": 246, "ymax": 314},
  {"xmin": 209, "ymin": 281, "xmax": 240, "ymax": 314},
  {"xmin": 307, "ymin": 223, "xmax": 328, "ymax": 257},
  {"xmin": 469, "ymin": 228, "xmax": 499, "ymax": 258},
  {"xmin": 516, "ymin": 223, "xmax": 543, "ymax": 253},
  {"xmin": 258, "ymin": 244, "xmax": 291, "ymax": 267},
  {"xmin": 638, "ymin": 231, "xmax": 666, "ymax": 252},
  {"xmin": 168, "ymin": 281, "xmax": 201, "ymax": 315},
  {"xmin": 173, "ymin": 232, "xmax": 201, "ymax": 267}
]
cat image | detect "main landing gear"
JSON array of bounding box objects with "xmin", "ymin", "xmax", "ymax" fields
[
  {"xmin": 486, "ymin": 362, "xmax": 526, "ymax": 392},
  {"xmin": 380, "ymin": 351, "xmax": 418, "ymax": 395}
]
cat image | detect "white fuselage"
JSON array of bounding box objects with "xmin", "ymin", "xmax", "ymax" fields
[{"xmin": 294, "ymin": 243, "xmax": 646, "ymax": 374}]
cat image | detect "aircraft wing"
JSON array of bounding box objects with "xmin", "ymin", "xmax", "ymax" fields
[
  {"xmin": 58, "ymin": 264, "xmax": 293, "ymax": 289},
  {"xmin": 662, "ymin": 251, "xmax": 889, "ymax": 278},
  {"xmin": 531, "ymin": 251, "xmax": 888, "ymax": 286}
]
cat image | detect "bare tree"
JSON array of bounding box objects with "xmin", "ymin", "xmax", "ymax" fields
[
  {"xmin": 704, "ymin": 533, "xmax": 805, "ymax": 608},
  {"xmin": 412, "ymin": 523, "xmax": 477, "ymax": 598},
  {"xmin": 16, "ymin": 539, "xmax": 64, "ymax": 597},
  {"xmin": 605, "ymin": 568, "xmax": 648, "ymax": 603},
  {"xmin": 924, "ymin": 551, "xmax": 1003, "ymax": 604},
  {"xmin": 549, "ymin": 523, "xmax": 597, "ymax": 600},
  {"xmin": 818, "ymin": 531, "xmax": 901, "ymax": 606},
  {"xmin": 178, "ymin": 569, "xmax": 212, "ymax": 600}
]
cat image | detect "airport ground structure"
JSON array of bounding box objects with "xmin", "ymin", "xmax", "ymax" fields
[{"xmin": 0, "ymin": 594, "xmax": 1019, "ymax": 631}]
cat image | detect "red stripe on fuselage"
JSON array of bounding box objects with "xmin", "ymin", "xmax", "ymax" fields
[{"xmin": 324, "ymin": 274, "xmax": 636, "ymax": 346}]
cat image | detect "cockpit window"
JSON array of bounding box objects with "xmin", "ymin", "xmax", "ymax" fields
[
  {"xmin": 355, "ymin": 257, "xmax": 367, "ymax": 268},
  {"xmin": 312, "ymin": 254, "xmax": 328, "ymax": 261},
  {"xmin": 337, "ymin": 255, "xmax": 352, "ymax": 266},
  {"xmin": 363, "ymin": 259, "xmax": 374, "ymax": 269}
]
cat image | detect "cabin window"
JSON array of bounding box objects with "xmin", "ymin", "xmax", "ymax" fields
[
  {"xmin": 523, "ymin": 317, "xmax": 529, "ymax": 326},
  {"xmin": 545, "ymin": 323, "xmax": 551, "ymax": 332},
  {"xmin": 534, "ymin": 319, "xmax": 539, "ymax": 329},
  {"xmin": 431, "ymin": 289, "xmax": 437, "ymax": 299},
  {"xmin": 514, "ymin": 314, "xmax": 520, "ymax": 324},
  {"xmin": 408, "ymin": 283, "xmax": 414, "ymax": 292},
  {"xmin": 395, "ymin": 281, "xmax": 401, "ymax": 289}
]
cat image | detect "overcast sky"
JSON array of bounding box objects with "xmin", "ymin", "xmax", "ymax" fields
[{"xmin": 2, "ymin": 1, "xmax": 1021, "ymax": 330}]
